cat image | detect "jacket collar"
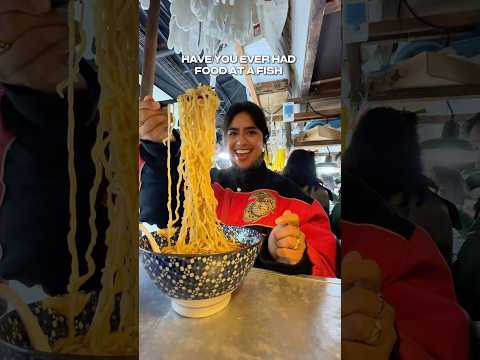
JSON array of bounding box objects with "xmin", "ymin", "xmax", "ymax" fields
[{"xmin": 226, "ymin": 161, "xmax": 270, "ymax": 192}]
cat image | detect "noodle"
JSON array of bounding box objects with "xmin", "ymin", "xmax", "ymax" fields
[{"xmin": 160, "ymin": 86, "xmax": 239, "ymax": 255}]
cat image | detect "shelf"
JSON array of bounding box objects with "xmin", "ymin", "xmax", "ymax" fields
[
  {"xmin": 368, "ymin": 85, "xmax": 480, "ymax": 102},
  {"xmin": 289, "ymin": 93, "xmax": 340, "ymax": 104},
  {"xmin": 293, "ymin": 139, "xmax": 340, "ymax": 147},
  {"xmin": 367, "ymin": 10, "xmax": 479, "ymax": 43},
  {"xmin": 273, "ymin": 109, "xmax": 341, "ymax": 122}
]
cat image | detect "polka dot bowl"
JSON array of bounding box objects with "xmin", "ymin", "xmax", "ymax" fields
[
  {"xmin": 139, "ymin": 225, "xmax": 265, "ymax": 312},
  {"xmin": 0, "ymin": 292, "xmax": 136, "ymax": 359}
]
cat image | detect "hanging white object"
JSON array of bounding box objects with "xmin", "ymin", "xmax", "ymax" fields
[
  {"xmin": 168, "ymin": 0, "xmax": 259, "ymax": 56},
  {"xmin": 140, "ymin": 0, "xmax": 151, "ymax": 10},
  {"xmin": 210, "ymin": 74, "xmax": 217, "ymax": 88},
  {"xmin": 171, "ymin": 0, "xmax": 198, "ymax": 31}
]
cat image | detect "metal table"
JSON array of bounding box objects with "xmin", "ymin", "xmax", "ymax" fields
[{"xmin": 140, "ymin": 266, "xmax": 341, "ymax": 360}]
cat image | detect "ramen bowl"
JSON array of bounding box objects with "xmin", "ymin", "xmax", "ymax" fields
[
  {"xmin": 139, "ymin": 225, "xmax": 265, "ymax": 318},
  {"xmin": 0, "ymin": 292, "xmax": 136, "ymax": 360}
]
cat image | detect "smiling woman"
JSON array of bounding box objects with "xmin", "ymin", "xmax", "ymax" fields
[{"xmin": 224, "ymin": 102, "xmax": 268, "ymax": 170}]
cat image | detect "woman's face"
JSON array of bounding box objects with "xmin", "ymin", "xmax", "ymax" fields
[{"xmin": 225, "ymin": 112, "xmax": 264, "ymax": 169}]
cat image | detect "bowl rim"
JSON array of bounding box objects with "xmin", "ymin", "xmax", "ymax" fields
[
  {"xmin": 139, "ymin": 225, "xmax": 266, "ymax": 258},
  {"xmin": 139, "ymin": 239, "xmax": 261, "ymax": 258}
]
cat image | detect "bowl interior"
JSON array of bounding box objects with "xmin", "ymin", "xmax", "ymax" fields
[{"xmin": 139, "ymin": 224, "xmax": 266, "ymax": 256}]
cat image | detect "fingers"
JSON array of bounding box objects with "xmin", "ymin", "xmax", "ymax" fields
[
  {"xmin": 139, "ymin": 96, "xmax": 161, "ymax": 110},
  {"xmin": 276, "ymin": 248, "xmax": 303, "ymax": 265},
  {"xmin": 342, "ymin": 251, "xmax": 362, "ymax": 265},
  {"xmin": 0, "ymin": 25, "xmax": 68, "ymax": 86},
  {"xmin": 140, "ymin": 125, "xmax": 168, "ymax": 143},
  {"xmin": 139, "ymin": 109, "xmax": 166, "ymax": 128},
  {"xmin": 0, "ymin": 11, "xmax": 66, "ymax": 44},
  {"xmin": 342, "ymin": 312, "xmax": 379, "ymax": 343},
  {"xmin": 342, "ymin": 307, "xmax": 397, "ymax": 358},
  {"xmin": 0, "ymin": 0, "xmax": 50, "ymax": 14},
  {"xmin": 275, "ymin": 210, "xmax": 299, "ymax": 227},
  {"xmin": 274, "ymin": 225, "xmax": 303, "ymax": 245},
  {"xmin": 0, "ymin": 5, "xmax": 71, "ymax": 92},
  {"xmin": 276, "ymin": 235, "xmax": 300, "ymax": 249},
  {"xmin": 342, "ymin": 252, "xmax": 382, "ymax": 292},
  {"xmin": 342, "ymin": 286, "xmax": 382, "ymax": 318},
  {"xmin": 342, "ymin": 340, "xmax": 384, "ymax": 360}
]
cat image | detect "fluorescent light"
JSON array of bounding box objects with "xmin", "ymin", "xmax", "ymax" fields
[
  {"xmin": 217, "ymin": 152, "xmax": 230, "ymax": 160},
  {"xmin": 317, "ymin": 165, "xmax": 340, "ymax": 175}
]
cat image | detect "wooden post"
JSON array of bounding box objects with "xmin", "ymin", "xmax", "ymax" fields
[
  {"xmin": 140, "ymin": 0, "xmax": 162, "ymax": 99},
  {"xmin": 234, "ymin": 42, "xmax": 260, "ymax": 106}
]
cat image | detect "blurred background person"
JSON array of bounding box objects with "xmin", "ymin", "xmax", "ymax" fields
[
  {"xmin": 342, "ymin": 107, "xmax": 471, "ymax": 359},
  {"xmin": 282, "ymin": 149, "xmax": 332, "ymax": 214}
]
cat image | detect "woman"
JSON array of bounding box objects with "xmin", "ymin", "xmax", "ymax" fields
[
  {"xmin": 342, "ymin": 108, "xmax": 470, "ymax": 359},
  {"xmin": 282, "ymin": 149, "xmax": 332, "ymax": 213},
  {"xmin": 344, "ymin": 108, "xmax": 455, "ymax": 266},
  {"xmin": 139, "ymin": 99, "xmax": 337, "ymax": 277}
]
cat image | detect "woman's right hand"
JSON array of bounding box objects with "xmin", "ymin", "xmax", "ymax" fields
[
  {"xmin": 342, "ymin": 252, "xmax": 397, "ymax": 360},
  {"xmin": 0, "ymin": 0, "xmax": 86, "ymax": 93},
  {"xmin": 139, "ymin": 96, "xmax": 172, "ymax": 143}
]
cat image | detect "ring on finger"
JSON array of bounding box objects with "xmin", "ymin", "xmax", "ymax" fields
[
  {"xmin": 376, "ymin": 294, "xmax": 385, "ymax": 319},
  {"xmin": 293, "ymin": 237, "xmax": 300, "ymax": 250},
  {"xmin": 0, "ymin": 41, "xmax": 13, "ymax": 54},
  {"xmin": 364, "ymin": 319, "xmax": 383, "ymax": 345}
]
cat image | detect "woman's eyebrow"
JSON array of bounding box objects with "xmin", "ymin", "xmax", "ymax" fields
[{"xmin": 227, "ymin": 126, "xmax": 259, "ymax": 131}]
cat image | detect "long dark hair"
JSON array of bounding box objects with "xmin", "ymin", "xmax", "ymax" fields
[
  {"xmin": 223, "ymin": 101, "xmax": 270, "ymax": 144},
  {"xmin": 343, "ymin": 107, "xmax": 434, "ymax": 205},
  {"xmin": 283, "ymin": 150, "xmax": 319, "ymax": 189}
]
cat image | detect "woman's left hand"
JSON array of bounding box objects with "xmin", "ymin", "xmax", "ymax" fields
[{"xmin": 268, "ymin": 210, "xmax": 306, "ymax": 265}]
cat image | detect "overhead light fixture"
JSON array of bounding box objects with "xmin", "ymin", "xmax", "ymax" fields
[
  {"xmin": 420, "ymin": 101, "xmax": 477, "ymax": 167},
  {"xmin": 316, "ymin": 149, "xmax": 340, "ymax": 175}
]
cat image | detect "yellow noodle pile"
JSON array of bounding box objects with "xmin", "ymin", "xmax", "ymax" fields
[{"xmin": 161, "ymin": 85, "xmax": 238, "ymax": 254}]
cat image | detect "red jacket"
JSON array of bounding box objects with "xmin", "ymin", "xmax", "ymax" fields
[
  {"xmin": 342, "ymin": 173, "xmax": 470, "ymax": 360},
  {"xmin": 213, "ymin": 182, "xmax": 336, "ymax": 277}
]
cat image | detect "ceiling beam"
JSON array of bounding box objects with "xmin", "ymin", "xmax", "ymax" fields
[
  {"xmin": 367, "ymin": 10, "xmax": 479, "ymax": 43},
  {"xmin": 325, "ymin": 0, "xmax": 341, "ymax": 15},
  {"xmin": 311, "ymin": 76, "xmax": 341, "ymax": 86},
  {"xmin": 300, "ymin": 0, "xmax": 327, "ymax": 96}
]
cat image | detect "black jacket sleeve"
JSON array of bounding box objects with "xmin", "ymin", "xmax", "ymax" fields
[
  {"xmin": 0, "ymin": 60, "xmax": 107, "ymax": 296},
  {"xmin": 139, "ymin": 129, "xmax": 184, "ymax": 228}
]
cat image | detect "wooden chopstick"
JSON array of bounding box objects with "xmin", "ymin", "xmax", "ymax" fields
[
  {"xmin": 139, "ymin": 223, "xmax": 161, "ymax": 253},
  {"xmin": 0, "ymin": 284, "xmax": 51, "ymax": 352}
]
